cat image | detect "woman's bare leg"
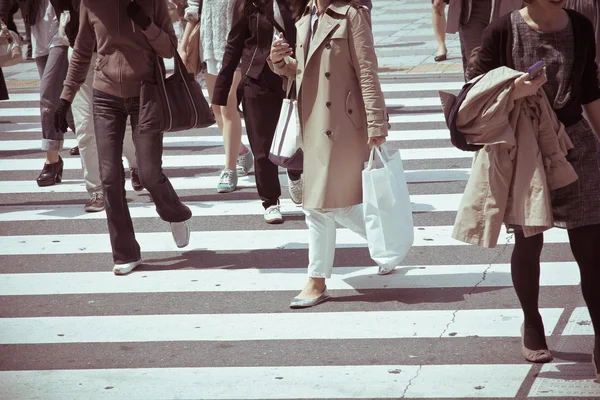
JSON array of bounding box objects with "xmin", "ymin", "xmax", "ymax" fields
[
  {"xmin": 432, "ymin": 2, "xmax": 447, "ymax": 57},
  {"xmin": 204, "ymin": 71, "xmax": 245, "ymax": 170}
]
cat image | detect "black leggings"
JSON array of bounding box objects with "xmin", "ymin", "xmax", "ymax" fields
[{"xmin": 511, "ymin": 224, "xmax": 600, "ymax": 340}]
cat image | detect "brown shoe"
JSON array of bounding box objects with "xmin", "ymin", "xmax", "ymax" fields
[
  {"xmin": 521, "ymin": 324, "xmax": 553, "ymax": 363},
  {"xmin": 84, "ymin": 192, "xmax": 105, "ymax": 213},
  {"xmin": 130, "ymin": 168, "xmax": 144, "ymax": 191}
]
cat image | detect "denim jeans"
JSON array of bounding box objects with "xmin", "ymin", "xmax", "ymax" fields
[
  {"xmin": 92, "ymin": 89, "xmax": 192, "ymax": 264},
  {"xmin": 36, "ymin": 45, "xmax": 72, "ymax": 151}
]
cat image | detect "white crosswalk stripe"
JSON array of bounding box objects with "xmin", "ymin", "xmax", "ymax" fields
[{"xmin": 0, "ymin": 1, "xmax": 597, "ymax": 398}]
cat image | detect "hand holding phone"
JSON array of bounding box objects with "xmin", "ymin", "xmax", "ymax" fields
[
  {"xmin": 527, "ymin": 61, "xmax": 545, "ymax": 81},
  {"xmin": 513, "ymin": 62, "xmax": 548, "ymax": 100}
]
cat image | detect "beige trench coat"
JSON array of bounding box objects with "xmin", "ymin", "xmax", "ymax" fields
[
  {"xmin": 271, "ymin": 2, "xmax": 388, "ymax": 209},
  {"xmin": 446, "ymin": 0, "xmax": 523, "ymax": 34},
  {"xmin": 449, "ymin": 67, "xmax": 578, "ymax": 248}
]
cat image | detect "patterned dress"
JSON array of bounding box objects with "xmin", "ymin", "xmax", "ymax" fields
[
  {"xmin": 511, "ymin": 11, "xmax": 600, "ymax": 229},
  {"xmin": 185, "ymin": 0, "xmax": 235, "ymax": 74}
]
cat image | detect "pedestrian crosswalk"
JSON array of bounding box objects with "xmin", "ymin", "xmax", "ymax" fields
[
  {"xmin": 1, "ymin": 2, "xmax": 599, "ymax": 400},
  {"xmin": 1, "ymin": 71, "xmax": 598, "ymax": 398}
]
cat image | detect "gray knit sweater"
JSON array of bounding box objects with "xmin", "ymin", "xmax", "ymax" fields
[{"xmin": 185, "ymin": 0, "xmax": 234, "ymax": 63}]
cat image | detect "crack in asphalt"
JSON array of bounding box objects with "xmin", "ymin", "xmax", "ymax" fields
[{"xmin": 398, "ymin": 233, "xmax": 514, "ymax": 398}]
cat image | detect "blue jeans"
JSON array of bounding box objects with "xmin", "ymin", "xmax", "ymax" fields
[{"xmin": 92, "ymin": 89, "xmax": 192, "ymax": 264}]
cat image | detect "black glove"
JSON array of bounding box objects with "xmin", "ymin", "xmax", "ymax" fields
[
  {"xmin": 126, "ymin": 1, "xmax": 151, "ymax": 31},
  {"xmin": 54, "ymin": 99, "xmax": 71, "ymax": 134}
]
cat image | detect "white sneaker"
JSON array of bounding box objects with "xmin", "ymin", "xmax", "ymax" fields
[
  {"xmin": 171, "ymin": 221, "xmax": 190, "ymax": 248},
  {"xmin": 264, "ymin": 205, "xmax": 284, "ymax": 224},
  {"xmin": 288, "ymin": 177, "xmax": 303, "ymax": 204},
  {"xmin": 113, "ymin": 259, "xmax": 142, "ymax": 276}
]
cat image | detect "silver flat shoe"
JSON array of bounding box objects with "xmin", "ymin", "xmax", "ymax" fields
[
  {"xmin": 289, "ymin": 290, "xmax": 330, "ymax": 309},
  {"xmin": 377, "ymin": 266, "xmax": 395, "ymax": 275}
]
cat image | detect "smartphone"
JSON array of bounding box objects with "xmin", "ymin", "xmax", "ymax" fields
[{"xmin": 527, "ymin": 61, "xmax": 545, "ymax": 81}]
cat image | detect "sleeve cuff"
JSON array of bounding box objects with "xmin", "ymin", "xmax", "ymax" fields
[
  {"xmin": 184, "ymin": 7, "xmax": 200, "ymax": 22},
  {"xmin": 60, "ymin": 87, "xmax": 77, "ymax": 104},
  {"xmin": 367, "ymin": 120, "xmax": 389, "ymax": 138}
]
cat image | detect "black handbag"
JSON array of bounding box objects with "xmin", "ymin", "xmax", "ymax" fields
[{"xmin": 139, "ymin": 49, "xmax": 215, "ymax": 133}]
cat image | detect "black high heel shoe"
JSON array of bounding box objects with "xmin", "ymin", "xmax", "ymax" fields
[{"xmin": 36, "ymin": 156, "xmax": 64, "ymax": 187}]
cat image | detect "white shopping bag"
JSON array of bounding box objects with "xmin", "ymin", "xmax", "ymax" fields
[{"xmin": 362, "ymin": 145, "xmax": 414, "ymax": 269}]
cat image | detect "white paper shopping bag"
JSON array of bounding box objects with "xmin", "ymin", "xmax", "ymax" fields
[{"xmin": 362, "ymin": 146, "xmax": 414, "ymax": 269}]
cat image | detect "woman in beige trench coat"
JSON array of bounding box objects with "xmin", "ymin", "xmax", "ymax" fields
[{"xmin": 270, "ymin": 0, "xmax": 388, "ymax": 308}]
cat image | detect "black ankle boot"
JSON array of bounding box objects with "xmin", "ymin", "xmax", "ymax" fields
[{"xmin": 36, "ymin": 156, "xmax": 64, "ymax": 187}]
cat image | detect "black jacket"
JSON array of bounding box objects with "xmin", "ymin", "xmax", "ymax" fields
[
  {"xmin": 471, "ymin": 9, "xmax": 600, "ymax": 127},
  {"xmin": 212, "ymin": 0, "xmax": 295, "ymax": 106}
]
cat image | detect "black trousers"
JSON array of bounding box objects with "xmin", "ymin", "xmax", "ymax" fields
[
  {"xmin": 0, "ymin": 68, "xmax": 8, "ymax": 101},
  {"xmin": 239, "ymin": 71, "xmax": 302, "ymax": 209},
  {"xmin": 93, "ymin": 89, "xmax": 191, "ymax": 264}
]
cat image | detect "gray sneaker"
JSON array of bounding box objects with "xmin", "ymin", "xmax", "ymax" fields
[
  {"xmin": 217, "ymin": 169, "xmax": 238, "ymax": 193},
  {"xmin": 84, "ymin": 192, "xmax": 105, "ymax": 212},
  {"xmin": 236, "ymin": 151, "xmax": 254, "ymax": 176},
  {"xmin": 288, "ymin": 177, "xmax": 303, "ymax": 204}
]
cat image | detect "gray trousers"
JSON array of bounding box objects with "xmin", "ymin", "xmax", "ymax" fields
[
  {"xmin": 36, "ymin": 45, "xmax": 73, "ymax": 151},
  {"xmin": 459, "ymin": 0, "xmax": 492, "ymax": 80}
]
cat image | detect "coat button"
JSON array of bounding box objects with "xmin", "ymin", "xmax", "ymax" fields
[
  {"xmin": 485, "ymin": 146, "xmax": 491, "ymax": 152},
  {"xmin": 325, "ymin": 43, "xmax": 331, "ymax": 49},
  {"xmin": 326, "ymin": 101, "xmax": 332, "ymax": 107},
  {"xmin": 348, "ymin": 109, "xmax": 353, "ymax": 114},
  {"xmin": 325, "ymin": 72, "xmax": 331, "ymax": 78},
  {"xmin": 326, "ymin": 130, "xmax": 332, "ymax": 136}
]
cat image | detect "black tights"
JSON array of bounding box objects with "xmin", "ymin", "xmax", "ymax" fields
[{"xmin": 511, "ymin": 224, "xmax": 600, "ymax": 359}]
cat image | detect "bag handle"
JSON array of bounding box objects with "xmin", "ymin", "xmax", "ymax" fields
[
  {"xmin": 286, "ymin": 81, "xmax": 297, "ymax": 100},
  {"xmin": 365, "ymin": 145, "xmax": 389, "ymax": 170}
]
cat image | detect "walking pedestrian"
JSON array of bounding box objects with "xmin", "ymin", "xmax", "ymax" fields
[
  {"xmin": 471, "ymin": 0, "xmax": 600, "ymax": 380},
  {"xmin": 431, "ymin": 0, "xmax": 448, "ymax": 62},
  {"xmin": 178, "ymin": 0, "xmax": 253, "ymax": 194},
  {"xmin": 60, "ymin": 0, "xmax": 142, "ymax": 213},
  {"xmin": 54, "ymin": 0, "xmax": 192, "ymax": 275},
  {"xmin": 213, "ymin": 0, "xmax": 303, "ymax": 224},
  {"xmin": 446, "ymin": 0, "xmax": 522, "ymax": 79},
  {"xmin": 269, "ymin": 0, "xmax": 389, "ymax": 308},
  {"xmin": 19, "ymin": 0, "xmax": 74, "ymax": 187}
]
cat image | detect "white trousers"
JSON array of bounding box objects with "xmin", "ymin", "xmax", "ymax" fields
[
  {"xmin": 304, "ymin": 205, "xmax": 368, "ymax": 279},
  {"xmin": 68, "ymin": 50, "xmax": 137, "ymax": 193}
]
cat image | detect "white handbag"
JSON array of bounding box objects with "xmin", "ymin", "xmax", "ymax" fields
[
  {"xmin": 362, "ymin": 145, "xmax": 414, "ymax": 270},
  {"xmin": 0, "ymin": 24, "xmax": 22, "ymax": 68},
  {"xmin": 269, "ymin": 83, "xmax": 303, "ymax": 170}
]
